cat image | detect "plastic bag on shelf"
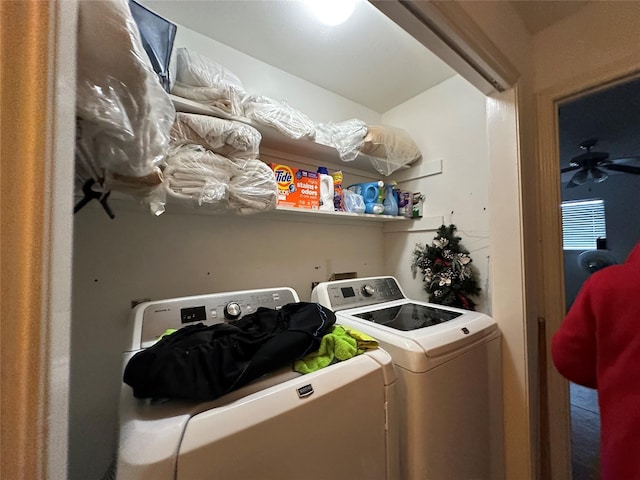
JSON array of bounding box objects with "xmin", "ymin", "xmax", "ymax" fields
[
  {"xmin": 227, "ymin": 158, "xmax": 278, "ymax": 215},
  {"xmin": 174, "ymin": 47, "xmax": 245, "ymax": 91},
  {"xmin": 106, "ymin": 167, "xmax": 167, "ymax": 216},
  {"xmin": 172, "ymin": 48, "xmax": 245, "ymax": 116},
  {"xmin": 315, "ymin": 119, "xmax": 367, "ymax": 162},
  {"xmin": 163, "ymin": 145, "xmax": 232, "ymax": 208},
  {"xmin": 163, "ymin": 144, "xmax": 277, "ymax": 215},
  {"xmin": 360, "ymin": 125, "xmax": 422, "ymax": 176},
  {"xmin": 242, "ymin": 94, "xmax": 316, "ymax": 140},
  {"xmin": 76, "ymin": 0, "xmax": 175, "ymax": 215},
  {"xmin": 170, "ymin": 112, "xmax": 261, "ymax": 161},
  {"xmin": 343, "ymin": 189, "xmax": 366, "ymax": 214}
]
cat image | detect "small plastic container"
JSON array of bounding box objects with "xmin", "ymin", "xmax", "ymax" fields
[{"xmin": 343, "ymin": 190, "xmax": 366, "ymax": 214}]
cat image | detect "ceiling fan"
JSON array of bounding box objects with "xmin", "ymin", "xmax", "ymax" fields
[
  {"xmin": 562, "ymin": 138, "xmax": 640, "ymax": 188},
  {"xmin": 577, "ymin": 249, "xmax": 617, "ymax": 274}
]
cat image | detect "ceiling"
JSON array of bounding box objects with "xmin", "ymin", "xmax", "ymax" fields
[
  {"xmin": 509, "ymin": 1, "xmax": 589, "ymax": 34},
  {"xmin": 144, "ymin": 0, "xmax": 456, "ymax": 113},
  {"xmin": 559, "ymin": 77, "xmax": 640, "ymax": 184},
  {"xmin": 142, "ymin": 0, "xmax": 590, "ymax": 113}
]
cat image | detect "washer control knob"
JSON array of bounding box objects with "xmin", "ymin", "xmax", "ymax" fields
[
  {"xmin": 224, "ymin": 302, "xmax": 242, "ymax": 320},
  {"xmin": 362, "ymin": 284, "xmax": 375, "ymax": 297}
]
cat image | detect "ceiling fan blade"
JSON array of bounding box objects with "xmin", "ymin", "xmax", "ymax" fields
[
  {"xmin": 604, "ymin": 163, "xmax": 640, "ymax": 175},
  {"xmin": 561, "ymin": 165, "xmax": 580, "ymax": 173},
  {"xmin": 610, "ymin": 155, "xmax": 640, "ymax": 163}
]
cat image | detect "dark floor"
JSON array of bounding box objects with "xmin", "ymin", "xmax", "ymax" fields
[{"xmin": 570, "ymin": 382, "xmax": 601, "ymax": 480}]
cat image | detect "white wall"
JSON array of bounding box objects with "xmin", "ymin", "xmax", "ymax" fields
[
  {"xmin": 458, "ymin": 1, "xmax": 531, "ymax": 76},
  {"xmin": 430, "ymin": 4, "xmax": 539, "ymax": 479},
  {"xmin": 381, "ymin": 75, "xmax": 491, "ymax": 314},
  {"xmin": 532, "ymin": 1, "xmax": 640, "ymax": 93}
]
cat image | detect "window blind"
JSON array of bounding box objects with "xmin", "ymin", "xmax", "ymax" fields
[{"xmin": 561, "ymin": 199, "xmax": 606, "ymax": 250}]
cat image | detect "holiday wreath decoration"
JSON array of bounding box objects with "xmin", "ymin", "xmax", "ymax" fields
[{"xmin": 411, "ymin": 224, "xmax": 481, "ymax": 310}]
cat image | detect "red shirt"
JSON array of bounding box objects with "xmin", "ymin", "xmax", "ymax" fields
[{"xmin": 552, "ymin": 242, "xmax": 640, "ymax": 480}]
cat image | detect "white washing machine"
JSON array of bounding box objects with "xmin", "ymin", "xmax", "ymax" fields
[
  {"xmin": 115, "ymin": 287, "xmax": 399, "ymax": 480},
  {"xmin": 312, "ymin": 276, "xmax": 504, "ymax": 480}
]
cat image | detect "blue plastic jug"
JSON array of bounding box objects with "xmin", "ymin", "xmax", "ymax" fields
[
  {"xmin": 348, "ymin": 181, "xmax": 384, "ymax": 214},
  {"xmin": 383, "ymin": 183, "xmax": 398, "ymax": 216}
]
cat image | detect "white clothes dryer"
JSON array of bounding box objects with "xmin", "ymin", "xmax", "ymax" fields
[
  {"xmin": 116, "ymin": 287, "xmax": 399, "ymax": 480},
  {"xmin": 312, "ymin": 276, "xmax": 504, "ymax": 480}
]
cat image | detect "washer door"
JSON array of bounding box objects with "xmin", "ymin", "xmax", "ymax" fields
[
  {"xmin": 177, "ymin": 355, "xmax": 392, "ymax": 480},
  {"xmin": 351, "ymin": 303, "xmax": 462, "ymax": 331}
]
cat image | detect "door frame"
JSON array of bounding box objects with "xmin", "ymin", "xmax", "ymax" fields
[
  {"xmin": 0, "ymin": 1, "xmax": 77, "ymax": 478},
  {"xmin": 536, "ymin": 56, "xmax": 640, "ymax": 480}
]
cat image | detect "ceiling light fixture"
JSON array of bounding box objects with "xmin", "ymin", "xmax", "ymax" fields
[
  {"xmin": 572, "ymin": 170, "xmax": 589, "ymax": 186},
  {"xmin": 304, "ymin": 0, "xmax": 356, "ymax": 26},
  {"xmin": 590, "ymin": 167, "xmax": 608, "ymax": 183}
]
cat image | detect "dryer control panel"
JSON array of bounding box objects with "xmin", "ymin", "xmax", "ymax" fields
[
  {"xmin": 311, "ymin": 276, "xmax": 405, "ymax": 311},
  {"xmin": 131, "ymin": 287, "xmax": 299, "ymax": 350}
]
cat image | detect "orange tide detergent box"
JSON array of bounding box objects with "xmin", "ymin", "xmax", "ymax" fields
[{"xmin": 270, "ymin": 163, "xmax": 320, "ymax": 209}]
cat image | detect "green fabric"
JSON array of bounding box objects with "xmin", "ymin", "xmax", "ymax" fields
[
  {"xmin": 342, "ymin": 326, "xmax": 379, "ymax": 354},
  {"xmin": 294, "ymin": 325, "xmax": 378, "ymax": 374},
  {"xmin": 159, "ymin": 328, "xmax": 177, "ymax": 339}
]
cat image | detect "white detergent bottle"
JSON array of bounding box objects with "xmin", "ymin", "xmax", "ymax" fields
[{"xmin": 317, "ymin": 167, "xmax": 335, "ymax": 211}]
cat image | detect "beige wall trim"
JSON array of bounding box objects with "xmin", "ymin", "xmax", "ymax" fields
[
  {"xmin": 1, "ymin": 1, "xmax": 76, "ymax": 479},
  {"xmin": 1, "ymin": 1, "xmax": 51, "ymax": 478},
  {"xmin": 371, "ymin": 0, "xmax": 520, "ymax": 94},
  {"xmin": 536, "ymin": 54, "xmax": 640, "ymax": 480}
]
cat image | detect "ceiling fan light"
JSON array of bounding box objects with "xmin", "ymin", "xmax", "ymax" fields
[
  {"xmin": 572, "ymin": 170, "xmax": 589, "ymax": 185},
  {"xmin": 304, "ymin": 0, "xmax": 356, "ymax": 26},
  {"xmin": 591, "ymin": 167, "xmax": 608, "ymax": 183}
]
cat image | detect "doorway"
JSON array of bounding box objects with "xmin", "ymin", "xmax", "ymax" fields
[
  {"xmin": 537, "ymin": 57, "xmax": 640, "ymax": 478},
  {"xmin": 545, "ymin": 75, "xmax": 640, "ymax": 480},
  {"xmin": 557, "ymin": 76, "xmax": 640, "ymax": 480}
]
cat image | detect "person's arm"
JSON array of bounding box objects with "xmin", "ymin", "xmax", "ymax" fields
[{"xmin": 551, "ymin": 279, "xmax": 598, "ymax": 388}]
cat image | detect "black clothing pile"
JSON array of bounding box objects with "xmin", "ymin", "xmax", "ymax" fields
[{"xmin": 123, "ymin": 302, "xmax": 336, "ymax": 401}]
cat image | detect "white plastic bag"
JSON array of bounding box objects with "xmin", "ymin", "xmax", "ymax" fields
[
  {"xmin": 360, "ymin": 125, "xmax": 422, "ymax": 175},
  {"xmin": 315, "ymin": 119, "xmax": 367, "ymax": 162},
  {"xmin": 171, "ymin": 112, "xmax": 261, "ymax": 160},
  {"xmin": 172, "ymin": 48, "xmax": 245, "ymax": 115},
  {"xmin": 242, "ymin": 94, "xmax": 316, "ymax": 140},
  {"xmin": 76, "ymin": 0, "xmax": 175, "ymax": 214}
]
